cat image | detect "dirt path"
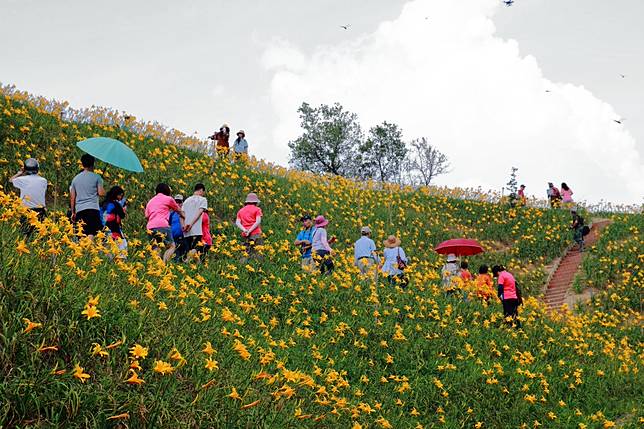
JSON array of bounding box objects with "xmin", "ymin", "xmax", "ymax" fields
[{"xmin": 543, "ymin": 220, "xmax": 611, "ymax": 312}]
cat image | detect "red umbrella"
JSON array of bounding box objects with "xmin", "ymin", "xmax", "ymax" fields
[{"xmin": 434, "ymin": 238, "xmax": 484, "ymax": 256}]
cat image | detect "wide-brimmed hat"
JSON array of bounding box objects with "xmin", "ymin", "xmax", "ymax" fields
[
  {"xmin": 314, "ymin": 215, "xmax": 329, "ymax": 227},
  {"xmin": 245, "ymin": 192, "xmax": 260, "ymax": 204},
  {"xmin": 173, "ymin": 194, "xmax": 184, "ymax": 202},
  {"xmin": 446, "ymin": 253, "xmax": 458, "ymax": 263},
  {"xmin": 383, "ymin": 235, "xmax": 401, "ymax": 248},
  {"xmin": 237, "ymin": 130, "xmax": 245, "ymax": 137},
  {"xmin": 361, "ymin": 226, "xmax": 371, "ymax": 234}
]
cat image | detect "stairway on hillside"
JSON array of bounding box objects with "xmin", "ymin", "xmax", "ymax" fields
[{"xmin": 543, "ymin": 220, "xmax": 610, "ymax": 312}]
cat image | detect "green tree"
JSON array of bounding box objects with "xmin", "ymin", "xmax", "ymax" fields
[
  {"xmin": 506, "ymin": 166, "xmax": 519, "ymax": 207},
  {"xmin": 288, "ymin": 102, "xmax": 362, "ymax": 177},
  {"xmin": 358, "ymin": 122, "xmax": 407, "ymax": 183}
]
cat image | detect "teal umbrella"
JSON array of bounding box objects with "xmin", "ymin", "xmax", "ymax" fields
[{"xmin": 76, "ymin": 137, "xmax": 144, "ymax": 173}]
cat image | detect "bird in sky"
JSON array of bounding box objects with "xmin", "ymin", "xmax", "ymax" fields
[
  {"xmin": 340, "ymin": 24, "xmax": 351, "ymax": 30},
  {"xmin": 613, "ymin": 118, "xmax": 625, "ymax": 124},
  {"xmin": 545, "ymin": 90, "xmax": 551, "ymax": 93},
  {"xmin": 503, "ymin": 0, "xmax": 515, "ymax": 6},
  {"xmin": 619, "ymin": 74, "xmax": 626, "ymax": 78}
]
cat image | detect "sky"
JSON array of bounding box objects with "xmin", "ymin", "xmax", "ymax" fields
[{"xmin": 1, "ymin": 0, "xmax": 642, "ymax": 204}]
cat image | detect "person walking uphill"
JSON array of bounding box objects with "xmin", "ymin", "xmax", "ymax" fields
[
  {"xmin": 10, "ymin": 158, "xmax": 47, "ymax": 236},
  {"xmin": 182, "ymin": 183, "xmax": 209, "ymax": 259},
  {"xmin": 354, "ymin": 226, "xmax": 379, "ymax": 281},
  {"xmin": 101, "ymin": 186, "xmax": 127, "ymax": 256},
  {"xmin": 294, "ymin": 215, "xmax": 316, "ymax": 271},
  {"xmin": 570, "ymin": 208, "xmax": 586, "ymax": 252},
  {"xmin": 169, "ymin": 195, "xmax": 186, "ymax": 261},
  {"xmin": 381, "ymin": 235, "xmax": 408, "ymax": 287},
  {"xmin": 145, "ymin": 183, "xmax": 185, "ymax": 264},
  {"xmin": 236, "ymin": 193, "xmax": 263, "ymax": 259},
  {"xmin": 311, "ymin": 215, "xmax": 334, "ymax": 275},
  {"xmin": 70, "ymin": 154, "xmax": 105, "ymax": 238},
  {"xmin": 492, "ymin": 265, "xmax": 521, "ymax": 328}
]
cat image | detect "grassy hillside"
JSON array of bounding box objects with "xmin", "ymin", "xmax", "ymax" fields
[{"xmin": 0, "ymin": 86, "xmax": 642, "ymax": 428}]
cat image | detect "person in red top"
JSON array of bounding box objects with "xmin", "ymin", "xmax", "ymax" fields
[
  {"xmin": 517, "ymin": 184, "xmax": 527, "ymax": 206},
  {"xmin": 460, "ymin": 261, "xmax": 472, "ymax": 281},
  {"xmin": 235, "ymin": 192, "xmax": 263, "ymax": 258},
  {"xmin": 492, "ymin": 265, "xmax": 521, "ymax": 328},
  {"xmin": 201, "ymin": 210, "xmax": 212, "ymax": 261}
]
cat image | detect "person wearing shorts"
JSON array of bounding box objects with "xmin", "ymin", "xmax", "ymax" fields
[
  {"xmin": 70, "ymin": 154, "xmax": 105, "ymax": 237},
  {"xmin": 145, "ymin": 183, "xmax": 184, "ymax": 264}
]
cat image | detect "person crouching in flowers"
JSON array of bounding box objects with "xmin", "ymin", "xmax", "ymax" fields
[
  {"xmin": 474, "ymin": 265, "xmax": 494, "ymax": 302},
  {"xmin": 235, "ymin": 193, "xmax": 263, "ymax": 260},
  {"xmin": 381, "ymin": 235, "xmax": 408, "ymax": 287},
  {"xmin": 492, "ymin": 265, "xmax": 521, "ymax": 328},
  {"xmin": 311, "ymin": 215, "xmax": 335, "ymax": 275},
  {"xmin": 100, "ymin": 185, "xmax": 127, "ymax": 258}
]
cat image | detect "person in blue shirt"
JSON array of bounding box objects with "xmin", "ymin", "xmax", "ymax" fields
[
  {"xmin": 294, "ymin": 215, "xmax": 316, "ymax": 271},
  {"xmin": 169, "ymin": 194, "xmax": 186, "ymax": 261},
  {"xmin": 354, "ymin": 226, "xmax": 379, "ymax": 282}
]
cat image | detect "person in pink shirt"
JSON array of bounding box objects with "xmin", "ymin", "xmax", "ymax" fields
[
  {"xmin": 235, "ymin": 192, "xmax": 263, "ymax": 258},
  {"xmin": 561, "ymin": 182, "xmax": 574, "ymax": 203},
  {"xmin": 492, "ymin": 265, "xmax": 521, "ymax": 328},
  {"xmin": 145, "ymin": 183, "xmax": 185, "ymax": 263}
]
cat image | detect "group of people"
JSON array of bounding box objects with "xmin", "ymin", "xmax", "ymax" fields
[
  {"xmin": 208, "ymin": 124, "xmax": 249, "ymax": 159},
  {"xmin": 547, "ymin": 182, "xmax": 575, "ymax": 208},
  {"xmin": 294, "ymin": 218, "xmax": 409, "ymax": 285},
  {"xmin": 441, "ymin": 255, "xmax": 522, "ymax": 327},
  {"xmin": 9, "ymin": 154, "xmax": 572, "ymax": 328}
]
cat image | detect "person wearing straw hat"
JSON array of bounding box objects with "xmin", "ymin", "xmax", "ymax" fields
[
  {"xmin": 441, "ymin": 253, "xmax": 461, "ymax": 293},
  {"xmin": 311, "ymin": 215, "xmax": 334, "ymax": 275},
  {"xmin": 236, "ymin": 192, "xmax": 263, "ymax": 257},
  {"xmin": 354, "ymin": 226, "xmax": 379, "ymax": 281},
  {"xmin": 381, "ymin": 235, "xmax": 408, "ymax": 286},
  {"xmin": 231, "ymin": 130, "xmax": 249, "ymax": 162}
]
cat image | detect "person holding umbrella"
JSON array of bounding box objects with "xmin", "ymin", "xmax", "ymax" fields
[
  {"xmin": 435, "ymin": 238, "xmax": 484, "ymax": 296},
  {"xmin": 70, "ymin": 154, "xmax": 105, "ymax": 238}
]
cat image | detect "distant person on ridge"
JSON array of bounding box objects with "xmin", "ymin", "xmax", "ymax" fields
[
  {"xmin": 570, "ymin": 208, "xmax": 586, "ymax": 252},
  {"xmin": 354, "ymin": 226, "xmax": 379, "ymax": 281},
  {"xmin": 70, "ymin": 154, "xmax": 105, "ymax": 238},
  {"xmin": 294, "ymin": 215, "xmax": 316, "ymax": 271},
  {"xmin": 145, "ymin": 183, "xmax": 185, "ymax": 264},
  {"xmin": 547, "ymin": 182, "xmax": 561, "ymax": 208},
  {"xmin": 492, "ymin": 265, "xmax": 522, "ymax": 328},
  {"xmin": 236, "ymin": 193, "xmax": 263, "ymax": 259},
  {"xmin": 517, "ymin": 184, "xmax": 527, "ymax": 206},
  {"xmin": 231, "ymin": 130, "xmax": 249, "ymax": 162},
  {"xmin": 209, "ymin": 124, "xmax": 230, "ymax": 156},
  {"xmin": 561, "ymin": 182, "xmax": 574, "ymax": 204},
  {"xmin": 10, "ymin": 158, "xmax": 47, "ymax": 236},
  {"xmin": 182, "ymin": 183, "xmax": 209, "ymax": 259}
]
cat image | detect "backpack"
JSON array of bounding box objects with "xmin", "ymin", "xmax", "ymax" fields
[
  {"xmin": 515, "ymin": 282, "xmax": 523, "ymax": 306},
  {"xmin": 582, "ymin": 225, "xmax": 590, "ymax": 236},
  {"xmin": 99, "ymin": 202, "xmax": 113, "ymax": 227}
]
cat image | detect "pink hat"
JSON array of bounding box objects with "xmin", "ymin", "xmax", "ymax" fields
[
  {"xmin": 314, "ymin": 215, "xmax": 329, "ymax": 227},
  {"xmin": 245, "ymin": 192, "xmax": 260, "ymax": 204}
]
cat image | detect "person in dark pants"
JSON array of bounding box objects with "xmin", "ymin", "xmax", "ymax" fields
[
  {"xmin": 70, "ymin": 154, "xmax": 105, "ymax": 238},
  {"xmin": 169, "ymin": 194, "xmax": 186, "ymax": 261},
  {"xmin": 570, "ymin": 209, "xmax": 585, "ymax": 252},
  {"xmin": 311, "ymin": 215, "xmax": 334, "ymax": 275},
  {"xmin": 492, "ymin": 265, "xmax": 521, "ymax": 328}
]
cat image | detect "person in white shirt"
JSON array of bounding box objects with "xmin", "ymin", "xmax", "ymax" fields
[
  {"xmin": 354, "ymin": 226, "xmax": 379, "ymax": 281},
  {"xmin": 182, "ymin": 183, "xmax": 208, "ymax": 258},
  {"xmin": 381, "ymin": 235, "xmax": 409, "ymax": 287},
  {"xmin": 10, "ymin": 158, "xmax": 47, "ymax": 236}
]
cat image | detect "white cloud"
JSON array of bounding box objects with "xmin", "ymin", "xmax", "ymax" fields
[{"xmin": 261, "ymin": 0, "xmax": 643, "ymax": 204}]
